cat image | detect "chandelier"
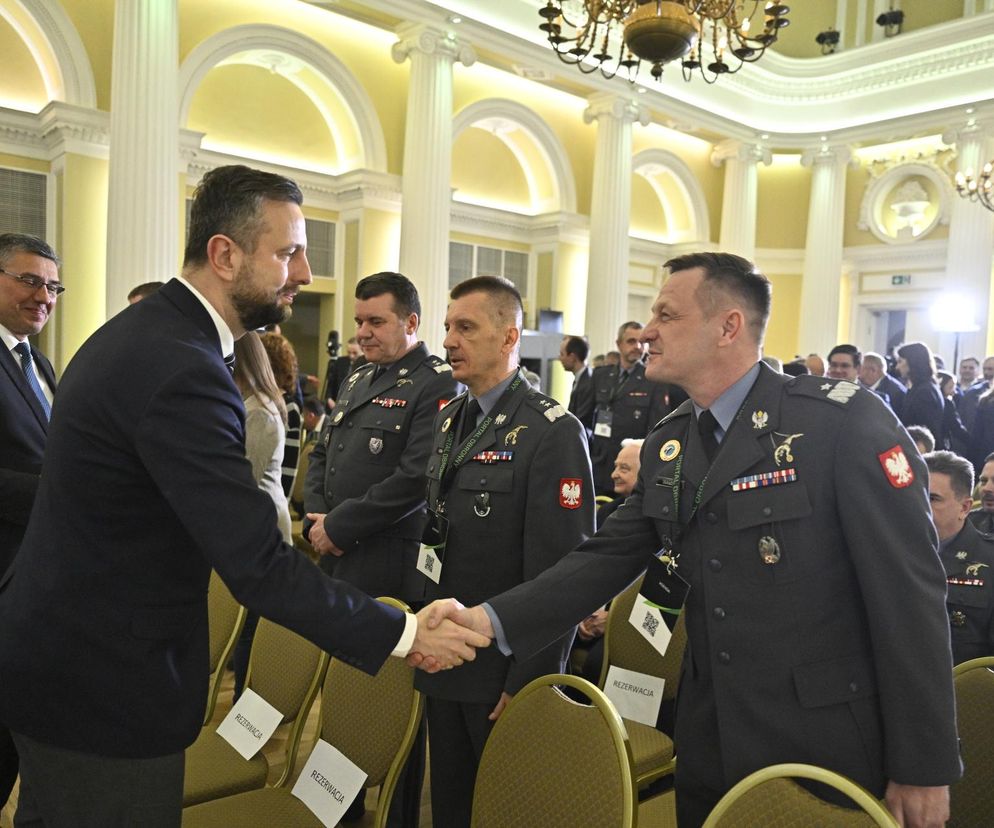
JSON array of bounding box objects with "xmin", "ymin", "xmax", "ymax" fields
[
  {"xmin": 538, "ymin": 0, "xmax": 790, "ymax": 84},
  {"xmin": 955, "ymin": 163, "xmax": 994, "ymax": 213}
]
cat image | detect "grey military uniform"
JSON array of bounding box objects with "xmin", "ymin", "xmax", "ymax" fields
[
  {"xmin": 941, "ymin": 520, "xmax": 994, "ymax": 665},
  {"xmin": 303, "ymin": 342, "xmax": 458, "ymax": 603}
]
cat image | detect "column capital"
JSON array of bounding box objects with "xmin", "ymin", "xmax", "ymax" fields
[
  {"xmin": 942, "ymin": 119, "xmax": 994, "ymax": 149},
  {"xmin": 710, "ymin": 139, "xmax": 771, "ymax": 168},
  {"xmin": 801, "ymin": 143, "xmax": 853, "ymax": 168},
  {"xmin": 582, "ymin": 92, "xmax": 649, "ymax": 127},
  {"xmin": 391, "ymin": 23, "xmax": 476, "ymax": 67}
]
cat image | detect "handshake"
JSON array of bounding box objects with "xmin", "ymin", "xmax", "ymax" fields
[{"xmin": 407, "ymin": 599, "xmax": 497, "ymax": 673}]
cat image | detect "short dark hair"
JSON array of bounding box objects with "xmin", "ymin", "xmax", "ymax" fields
[
  {"xmin": 0, "ymin": 233, "xmax": 60, "ymax": 268},
  {"xmin": 984, "ymin": 451, "xmax": 994, "ymax": 467},
  {"xmin": 664, "ymin": 252, "xmax": 772, "ymax": 343},
  {"xmin": 924, "ymin": 450, "xmax": 974, "ymax": 500},
  {"xmin": 961, "ymin": 356, "xmax": 980, "ymax": 368},
  {"xmin": 897, "ymin": 341, "xmax": 936, "ymax": 386},
  {"xmin": 616, "ymin": 321, "xmax": 643, "ymax": 342},
  {"xmin": 782, "ymin": 359, "xmax": 809, "ymax": 377},
  {"xmin": 828, "ymin": 344, "xmax": 862, "ymax": 369},
  {"xmin": 563, "ymin": 335, "xmax": 589, "ymax": 362},
  {"xmin": 355, "ymin": 272, "xmax": 421, "ymax": 322},
  {"xmin": 184, "ymin": 165, "xmax": 303, "ymax": 267},
  {"xmin": 450, "ymin": 275, "xmax": 523, "ymax": 328},
  {"xmin": 302, "ymin": 395, "xmax": 324, "ymax": 417},
  {"xmin": 127, "ymin": 281, "xmax": 164, "ymax": 301},
  {"xmin": 906, "ymin": 425, "xmax": 935, "ymax": 453}
]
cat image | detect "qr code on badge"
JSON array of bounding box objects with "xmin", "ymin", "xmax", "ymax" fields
[
  {"xmin": 424, "ymin": 554, "xmax": 434, "ymax": 574},
  {"xmin": 642, "ymin": 611, "xmax": 659, "ymax": 637}
]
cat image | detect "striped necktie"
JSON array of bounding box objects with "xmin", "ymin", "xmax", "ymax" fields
[{"xmin": 13, "ymin": 342, "xmax": 51, "ymax": 420}]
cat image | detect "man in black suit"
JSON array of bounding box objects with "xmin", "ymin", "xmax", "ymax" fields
[
  {"xmin": 859, "ymin": 351, "xmax": 907, "ymax": 418},
  {"xmin": 559, "ymin": 334, "xmax": 594, "ymax": 434},
  {"xmin": 424, "ymin": 253, "xmax": 961, "ymax": 828},
  {"xmin": 0, "ymin": 166, "xmax": 487, "ymax": 828},
  {"xmin": 417, "ymin": 276, "xmax": 594, "ymax": 828},
  {"xmin": 0, "ymin": 232, "xmax": 62, "ymax": 810}
]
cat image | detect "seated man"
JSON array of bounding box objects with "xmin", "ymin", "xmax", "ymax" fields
[
  {"xmin": 969, "ymin": 453, "xmax": 994, "ymax": 536},
  {"xmin": 924, "ymin": 451, "xmax": 994, "ymax": 664}
]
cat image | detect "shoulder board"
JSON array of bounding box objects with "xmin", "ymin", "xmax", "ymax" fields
[
  {"xmin": 427, "ymin": 355, "xmax": 453, "ymax": 373},
  {"xmin": 524, "ymin": 392, "xmax": 568, "ymax": 422},
  {"xmin": 786, "ymin": 376, "xmax": 862, "ymax": 406},
  {"xmin": 655, "ymin": 398, "xmax": 693, "ymax": 429},
  {"xmin": 439, "ymin": 393, "xmax": 465, "ymax": 411}
]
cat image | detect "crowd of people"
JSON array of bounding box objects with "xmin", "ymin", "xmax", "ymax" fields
[{"xmin": 0, "ymin": 163, "xmax": 986, "ymax": 828}]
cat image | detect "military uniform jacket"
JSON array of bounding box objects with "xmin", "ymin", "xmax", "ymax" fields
[
  {"xmin": 303, "ymin": 343, "xmax": 458, "ymax": 601},
  {"xmin": 589, "ymin": 361, "xmax": 669, "ymax": 492},
  {"xmin": 941, "ymin": 520, "xmax": 994, "ymax": 665},
  {"xmin": 489, "ymin": 364, "xmax": 961, "ymax": 795},
  {"xmin": 416, "ymin": 371, "xmax": 594, "ymax": 704}
]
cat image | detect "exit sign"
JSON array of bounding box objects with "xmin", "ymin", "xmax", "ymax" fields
[{"xmin": 891, "ymin": 275, "xmax": 912, "ymax": 286}]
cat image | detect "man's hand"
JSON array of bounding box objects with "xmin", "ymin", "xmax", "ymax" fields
[
  {"xmin": 488, "ymin": 691, "xmax": 512, "ymax": 721},
  {"xmin": 409, "ymin": 599, "xmax": 491, "ymax": 673},
  {"xmin": 578, "ymin": 608, "xmax": 608, "ymax": 641},
  {"xmin": 884, "ymin": 782, "xmax": 949, "ymax": 828},
  {"xmin": 305, "ymin": 514, "xmax": 344, "ymax": 557}
]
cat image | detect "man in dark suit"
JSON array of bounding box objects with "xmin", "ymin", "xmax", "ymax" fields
[
  {"xmin": 589, "ymin": 321, "xmax": 669, "ymax": 494},
  {"xmin": 304, "ymin": 271, "xmax": 458, "ymax": 826},
  {"xmin": 0, "ymin": 232, "xmax": 62, "ymax": 810},
  {"xmin": 923, "ymin": 450, "xmax": 994, "ymax": 665},
  {"xmin": 859, "ymin": 351, "xmax": 907, "ymax": 418},
  {"xmin": 417, "ymin": 276, "xmax": 594, "ymax": 828},
  {"xmin": 0, "ymin": 166, "xmax": 487, "ymax": 828},
  {"xmin": 559, "ymin": 334, "xmax": 594, "ymax": 434},
  {"xmin": 424, "ymin": 253, "xmax": 961, "ymax": 828}
]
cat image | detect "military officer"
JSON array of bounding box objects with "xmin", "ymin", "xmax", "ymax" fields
[
  {"xmin": 303, "ymin": 272, "xmax": 457, "ymax": 826},
  {"xmin": 424, "ymin": 253, "xmax": 961, "ymax": 828},
  {"xmin": 589, "ymin": 320, "xmax": 669, "ymax": 493},
  {"xmin": 923, "ymin": 450, "xmax": 994, "ymax": 664},
  {"xmin": 417, "ymin": 275, "xmax": 594, "ymax": 828}
]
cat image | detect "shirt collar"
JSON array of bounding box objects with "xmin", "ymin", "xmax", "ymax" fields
[
  {"xmin": 693, "ymin": 362, "xmax": 762, "ymax": 441},
  {"xmin": 0, "ymin": 323, "xmax": 27, "ymax": 352},
  {"xmin": 175, "ymin": 275, "xmax": 235, "ymax": 359},
  {"xmin": 470, "ymin": 369, "xmax": 519, "ymax": 417}
]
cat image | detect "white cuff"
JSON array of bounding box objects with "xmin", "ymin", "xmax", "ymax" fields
[{"xmin": 391, "ymin": 612, "xmax": 418, "ymax": 657}]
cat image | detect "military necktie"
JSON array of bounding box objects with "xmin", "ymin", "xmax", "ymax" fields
[
  {"xmin": 459, "ymin": 399, "xmax": 482, "ymax": 442},
  {"xmin": 697, "ymin": 408, "xmax": 720, "ymax": 464},
  {"xmin": 13, "ymin": 342, "xmax": 51, "ymax": 420}
]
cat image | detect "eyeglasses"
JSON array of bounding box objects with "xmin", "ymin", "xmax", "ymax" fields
[{"xmin": 0, "ymin": 268, "xmax": 65, "ymax": 296}]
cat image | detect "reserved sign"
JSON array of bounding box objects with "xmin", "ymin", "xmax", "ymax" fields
[
  {"xmin": 292, "ymin": 739, "xmax": 368, "ymax": 828},
  {"xmin": 215, "ymin": 688, "xmax": 282, "ymax": 759},
  {"xmin": 604, "ymin": 665, "xmax": 664, "ymax": 727}
]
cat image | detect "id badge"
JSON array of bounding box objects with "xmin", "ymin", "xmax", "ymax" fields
[
  {"xmin": 594, "ymin": 408, "xmax": 613, "ymax": 438},
  {"xmin": 640, "ymin": 552, "xmax": 689, "ymax": 622},
  {"xmin": 417, "ymin": 545, "xmax": 443, "ymax": 584}
]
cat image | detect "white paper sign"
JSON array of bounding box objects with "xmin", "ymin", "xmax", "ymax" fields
[
  {"xmin": 292, "ymin": 739, "xmax": 368, "ymax": 828},
  {"xmin": 604, "ymin": 665, "xmax": 665, "ymax": 727},
  {"xmin": 417, "ymin": 544, "xmax": 443, "ymax": 584},
  {"xmin": 628, "ymin": 595, "xmax": 674, "ymax": 657},
  {"xmin": 594, "ymin": 421, "xmax": 612, "ymax": 438},
  {"xmin": 215, "ymin": 688, "xmax": 283, "ymax": 760}
]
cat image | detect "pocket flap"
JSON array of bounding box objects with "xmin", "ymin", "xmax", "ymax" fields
[
  {"xmin": 947, "ymin": 583, "xmax": 988, "ymax": 608},
  {"xmin": 727, "ymin": 482, "xmax": 812, "ymax": 530},
  {"xmin": 793, "ymin": 654, "xmax": 878, "ymax": 708}
]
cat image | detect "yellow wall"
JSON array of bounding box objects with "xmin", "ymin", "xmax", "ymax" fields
[
  {"xmin": 0, "ymin": 15, "xmax": 47, "ymax": 111},
  {"xmin": 757, "ymin": 159, "xmax": 811, "ymax": 250},
  {"xmin": 630, "ymin": 174, "xmax": 668, "ymax": 239},
  {"xmin": 452, "ymin": 128, "xmax": 532, "ymax": 212},
  {"xmin": 0, "ymin": 153, "xmax": 49, "ymax": 173},
  {"xmin": 764, "ymin": 272, "xmax": 803, "ymax": 362}
]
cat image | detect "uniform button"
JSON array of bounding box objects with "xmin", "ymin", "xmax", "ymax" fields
[
  {"xmin": 428, "ymin": 464, "xmax": 435, "ymax": 474},
  {"xmin": 337, "ymin": 443, "xmax": 344, "ymax": 451},
  {"xmin": 329, "ymin": 467, "xmax": 336, "ymax": 474},
  {"xmin": 705, "ymin": 512, "xmax": 717, "ymax": 524},
  {"xmin": 762, "ymin": 506, "xmax": 772, "ymax": 517},
  {"xmin": 709, "ymin": 558, "xmax": 722, "ymax": 572},
  {"xmin": 718, "ymin": 651, "xmax": 731, "ymax": 665},
  {"xmin": 376, "ymin": 419, "xmax": 382, "ymax": 425},
  {"xmin": 849, "ymin": 681, "xmax": 859, "ymax": 693},
  {"xmin": 479, "ymin": 478, "xmax": 487, "ymax": 486},
  {"xmin": 712, "ymin": 607, "xmax": 726, "ymax": 620},
  {"xmin": 661, "ymin": 505, "xmax": 670, "ymax": 515},
  {"xmin": 347, "ymin": 422, "xmax": 354, "ymax": 428}
]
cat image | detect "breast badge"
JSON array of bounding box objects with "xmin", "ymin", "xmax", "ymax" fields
[
  {"xmin": 504, "ymin": 425, "xmax": 528, "ymax": 446},
  {"xmin": 950, "ymin": 610, "xmax": 967, "ymax": 627},
  {"xmin": 659, "ymin": 439, "xmax": 681, "ymax": 461},
  {"xmin": 758, "ymin": 536, "xmax": 781, "ymax": 564},
  {"xmin": 368, "ymin": 437, "xmax": 383, "ymax": 455},
  {"xmin": 773, "ymin": 433, "xmax": 803, "ymax": 466}
]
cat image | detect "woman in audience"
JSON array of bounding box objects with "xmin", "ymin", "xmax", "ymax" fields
[
  {"xmin": 937, "ymin": 370, "xmax": 970, "ymax": 454},
  {"xmin": 971, "ymin": 385, "xmax": 994, "ymax": 475},
  {"xmin": 896, "ymin": 341, "xmax": 944, "ymax": 444},
  {"xmin": 231, "ymin": 332, "xmax": 293, "ymax": 698},
  {"xmin": 260, "ymin": 331, "xmax": 302, "ymax": 497}
]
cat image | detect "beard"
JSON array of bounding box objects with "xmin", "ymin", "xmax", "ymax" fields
[{"xmin": 231, "ymin": 260, "xmax": 290, "ymax": 331}]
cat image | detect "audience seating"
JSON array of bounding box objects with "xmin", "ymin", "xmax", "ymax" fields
[
  {"xmin": 950, "ymin": 655, "xmax": 994, "ymax": 826},
  {"xmin": 701, "ymin": 763, "xmax": 898, "ymax": 827},
  {"xmin": 183, "ymin": 619, "xmax": 328, "ymax": 806},
  {"xmin": 204, "ymin": 570, "xmax": 247, "ymax": 725},
  {"xmin": 182, "ymin": 597, "xmax": 422, "ymax": 828},
  {"xmin": 471, "ymin": 674, "xmax": 636, "ymax": 828}
]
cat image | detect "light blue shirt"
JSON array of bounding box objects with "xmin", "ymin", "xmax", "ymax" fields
[{"xmin": 692, "ymin": 362, "xmax": 762, "ymax": 443}]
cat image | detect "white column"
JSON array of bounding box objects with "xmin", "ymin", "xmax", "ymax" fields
[
  {"xmin": 942, "ymin": 123, "xmax": 994, "ymax": 359},
  {"xmin": 799, "ymin": 145, "xmax": 851, "ymax": 357},
  {"xmin": 583, "ymin": 92, "xmax": 648, "ymax": 354},
  {"xmin": 392, "ymin": 24, "xmax": 475, "ymax": 352},
  {"xmin": 711, "ymin": 139, "xmax": 771, "ymax": 262},
  {"xmin": 105, "ymin": 0, "xmax": 179, "ymax": 317}
]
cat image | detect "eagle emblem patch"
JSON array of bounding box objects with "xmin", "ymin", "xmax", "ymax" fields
[
  {"xmin": 559, "ymin": 478, "xmax": 582, "ymax": 510},
  {"xmin": 878, "ymin": 444, "xmax": 914, "ymax": 488}
]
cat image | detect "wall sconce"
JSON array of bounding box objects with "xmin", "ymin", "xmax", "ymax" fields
[
  {"xmin": 815, "ymin": 27, "xmax": 840, "ymax": 55},
  {"xmin": 876, "ymin": 9, "xmax": 904, "ymax": 37}
]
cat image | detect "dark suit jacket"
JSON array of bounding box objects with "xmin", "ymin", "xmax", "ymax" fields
[
  {"xmin": 0, "ymin": 340, "xmax": 55, "ymax": 578},
  {"xmin": 900, "ymin": 381, "xmax": 944, "ymax": 443},
  {"xmin": 489, "ymin": 366, "xmax": 961, "ymax": 796},
  {"xmin": 0, "ymin": 279, "xmax": 405, "ymax": 759},
  {"xmin": 876, "ymin": 373, "xmax": 907, "ymax": 419},
  {"xmin": 303, "ymin": 343, "xmax": 458, "ymax": 602},
  {"xmin": 416, "ymin": 373, "xmax": 594, "ymax": 703},
  {"xmin": 567, "ymin": 365, "xmax": 594, "ymax": 434}
]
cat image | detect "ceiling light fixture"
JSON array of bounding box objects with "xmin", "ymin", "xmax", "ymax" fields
[
  {"xmin": 538, "ymin": 0, "xmax": 790, "ymax": 85},
  {"xmin": 956, "ymin": 162, "xmax": 994, "ymax": 213}
]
